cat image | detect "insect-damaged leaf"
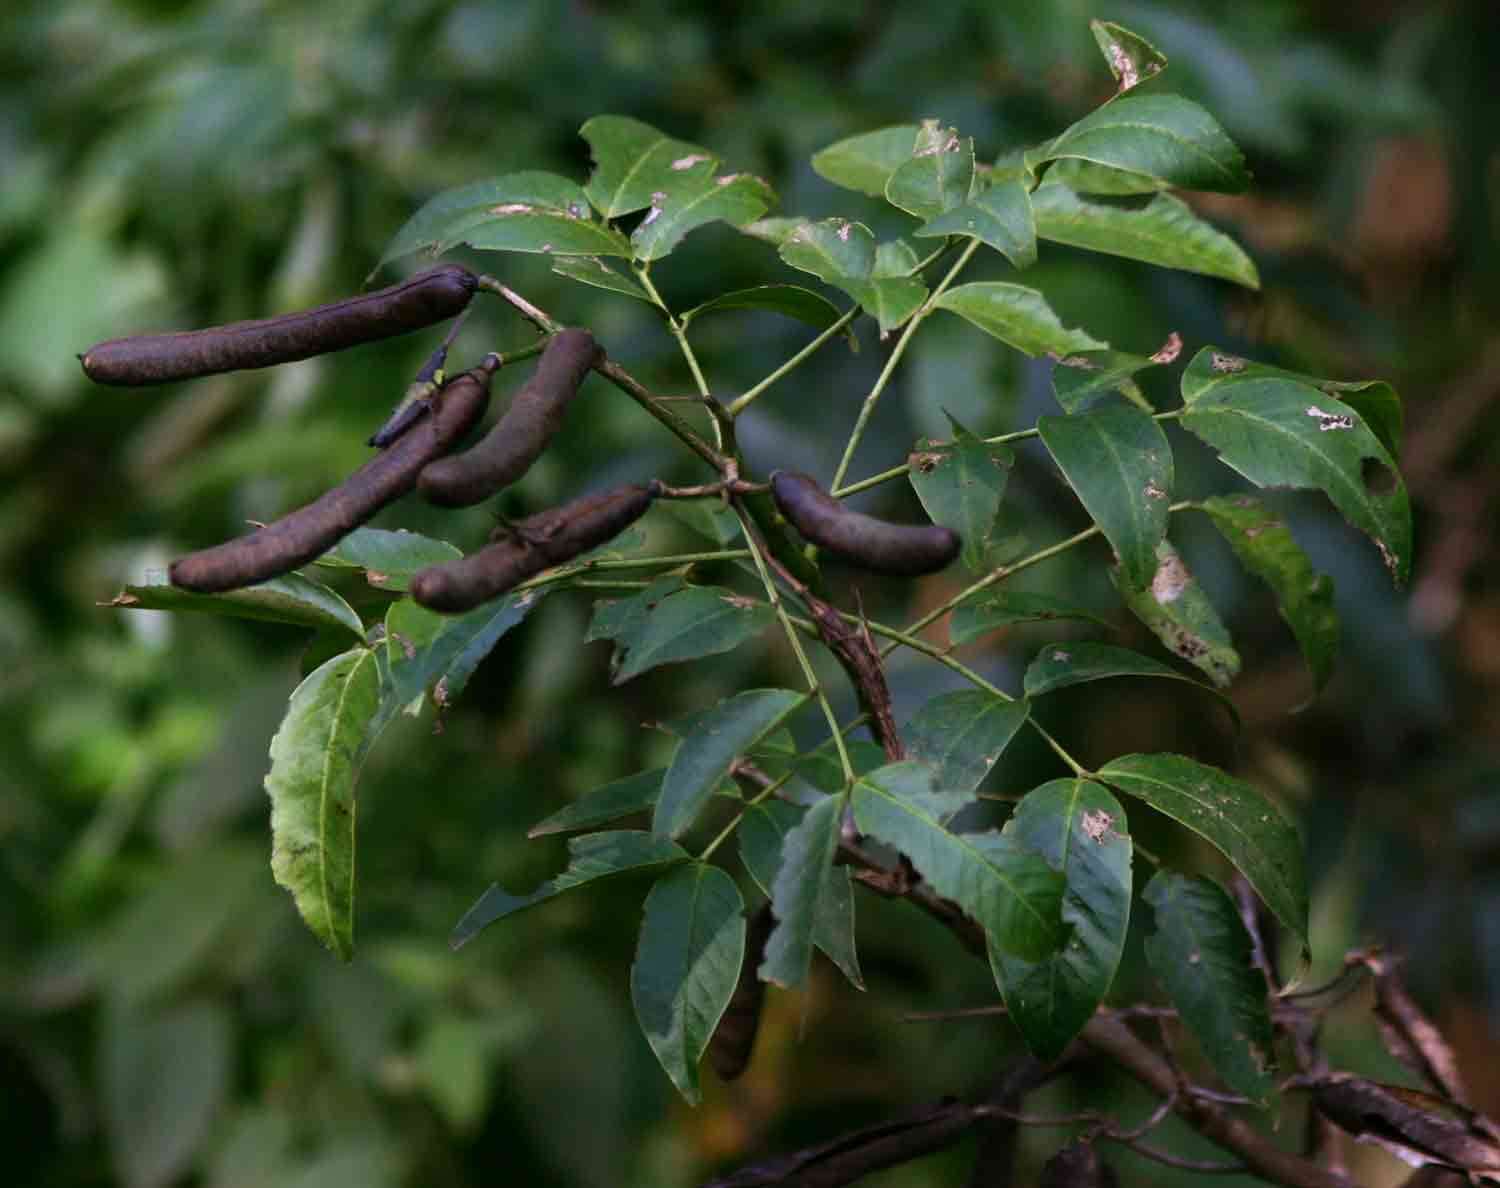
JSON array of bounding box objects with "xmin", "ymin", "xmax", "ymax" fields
[
  {"xmin": 778, "ymin": 218, "xmax": 927, "ymax": 335},
  {"xmin": 811, "ymin": 124, "xmax": 924, "ymax": 197},
  {"xmin": 580, "ymin": 115, "xmax": 717, "ymax": 219},
  {"xmin": 654, "ymin": 689, "xmax": 805, "ymax": 839},
  {"xmin": 905, "ymin": 689, "xmax": 1030, "ymax": 800},
  {"xmin": 884, "ymin": 123, "xmax": 976, "ymax": 221},
  {"xmin": 1050, "ymin": 349, "xmax": 1166, "ymax": 415},
  {"xmin": 1144, "ymin": 871, "xmax": 1277, "ymax": 1104},
  {"xmin": 1023, "ymin": 641, "xmax": 1239, "ymax": 728},
  {"xmin": 632, "ymin": 863, "xmax": 745, "ymax": 1104},
  {"xmin": 1038, "ymin": 400, "xmax": 1173, "ymax": 591},
  {"xmin": 265, "ymin": 647, "xmax": 382, "ymax": 960},
  {"xmin": 314, "ymin": 527, "xmax": 462, "ymax": 593},
  {"xmin": 1179, "ymin": 347, "xmax": 1410, "ymax": 586},
  {"xmin": 1115, "ymin": 540, "xmax": 1241, "ymax": 689},
  {"xmin": 108, "ymin": 570, "xmax": 364, "ymax": 640},
  {"xmin": 739, "ymin": 800, "xmax": 862, "ymax": 989},
  {"xmin": 908, "ymin": 417, "xmax": 1014, "ymax": 573},
  {"xmin": 450, "ymin": 831, "xmax": 688, "ymax": 950},
  {"xmin": 550, "ymin": 255, "xmax": 652, "ymax": 302},
  {"xmin": 936, "ymin": 283, "xmax": 1108, "ymax": 358},
  {"xmin": 1101, "ymin": 753, "xmax": 1307, "ymax": 950},
  {"xmin": 1090, "ymin": 19, "xmax": 1168, "ymax": 94},
  {"xmin": 586, "ymin": 577, "xmax": 773, "ymax": 685},
  {"xmin": 852, "ymin": 763, "xmax": 1065, "ymax": 961},
  {"xmin": 631, "ymin": 170, "xmax": 776, "ymax": 262},
  {"xmin": 1202, "ymin": 495, "xmax": 1339, "ymax": 701},
  {"xmin": 991, "ymin": 780, "xmax": 1132, "ymax": 1060},
  {"xmin": 915, "ymin": 179, "xmax": 1037, "ymax": 270}
]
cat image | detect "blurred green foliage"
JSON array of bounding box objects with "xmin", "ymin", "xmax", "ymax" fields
[{"xmin": 3, "ymin": 1, "xmax": 1499, "ymax": 1185}]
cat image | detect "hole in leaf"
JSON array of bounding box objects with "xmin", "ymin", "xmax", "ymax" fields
[{"xmin": 1362, "ymin": 456, "xmax": 1397, "ymax": 497}]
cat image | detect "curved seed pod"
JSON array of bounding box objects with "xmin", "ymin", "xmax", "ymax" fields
[
  {"xmin": 409, "ymin": 483, "xmax": 654, "ymax": 613},
  {"xmin": 770, "ymin": 470, "xmax": 960, "ymax": 577},
  {"xmin": 417, "ymin": 327, "xmax": 601, "ymax": 507},
  {"xmin": 169, "ymin": 360, "xmax": 496, "ymax": 593},
  {"xmin": 707, "ymin": 903, "xmax": 774, "ymax": 1082},
  {"xmin": 80, "ymin": 265, "xmax": 478, "ymax": 387}
]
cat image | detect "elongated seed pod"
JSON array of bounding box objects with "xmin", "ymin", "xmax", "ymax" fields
[
  {"xmin": 707, "ymin": 903, "xmax": 774, "ymax": 1082},
  {"xmin": 417, "ymin": 328, "xmax": 600, "ymax": 507},
  {"xmin": 770, "ymin": 470, "xmax": 960, "ymax": 577},
  {"xmin": 80, "ymin": 265, "xmax": 478, "ymax": 387},
  {"xmin": 169, "ymin": 360, "xmax": 496, "ymax": 593},
  {"xmin": 409, "ymin": 483, "xmax": 654, "ymax": 613}
]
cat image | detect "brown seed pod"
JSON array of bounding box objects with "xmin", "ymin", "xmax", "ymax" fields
[
  {"xmin": 1040, "ymin": 1140, "xmax": 1117, "ymax": 1188},
  {"xmin": 417, "ymin": 327, "xmax": 601, "ymax": 507},
  {"xmin": 80, "ymin": 265, "xmax": 478, "ymax": 387},
  {"xmin": 707, "ymin": 903, "xmax": 774, "ymax": 1082},
  {"xmin": 770, "ymin": 470, "xmax": 960, "ymax": 577},
  {"xmin": 169, "ymin": 359, "xmax": 496, "ymax": 593},
  {"xmin": 409, "ymin": 483, "xmax": 654, "ymax": 613}
]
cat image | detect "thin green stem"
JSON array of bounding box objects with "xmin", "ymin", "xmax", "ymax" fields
[
  {"xmin": 726, "ymin": 305, "xmax": 861, "ymax": 417},
  {"xmin": 830, "ymin": 238, "xmax": 983, "ymax": 493},
  {"xmin": 697, "ymin": 768, "xmax": 793, "ymax": 863},
  {"xmin": 835, "ymin": 426, "xmax": 1040, "ymax": 499},
  {"xmin": 636, "ymin": 264, "xmax": 724, "ymax": 452}
]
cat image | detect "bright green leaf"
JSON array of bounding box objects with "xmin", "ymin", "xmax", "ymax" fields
[
  {"xmin": 1116, "ymin": 540, "xmax": 1241, "ymax": 688},
  {"xmin": 1144, "ymin": 871, "xmax": 1277, "ymax": 1103},
  {"xmin": 759, "ymin": 795, "xmax": 844, "ymax": 988},
  {"xmin": 581, "ymin": 115, "xmax": 716, "ymax": 218},
  {"xmin": 1202, "ymin": 495, "xmax": 1340, "ymax": 700},
  {"xmin": 1089, "ymin": 20, "xmax": 1168, "ymax": 94},
  {"xmin": 108, "ymin": 570, "xmax": 364, "ymax": 640},
  {"xmin": 1033, "ymin": 184, "xmax": 1259, "ymax": 288},
  {"xmin": 450, "ymin": 831, "xmax": 688, "ymax": 949},
  {"xmin": 991, "ymin": 780, "xmax": 1132, "ymax": 1059},
  {"xmin": 631, "ymin": 170, "xmax": 776, "ymax": 262},
  {"xmin": 885, "ymin": 126, "xmax": 975, "ymax": 220},
  {"xmin": 1179, "ymin": 355, "xmax": 1410, "ymax": 586},
  {"xmin": 811, "ymin": 125, "xmax": 923, "ymax": 197},
  {"xmin": 936, "ymin": 282, "xmax": 1108, "ymax": 357},
  {"xmin": 551, "ymin": 255, "xmax": 653, "ymax": 302},
  {"xmin": 1100, "ymin": 754, "xmax": 1307, "ymax": 949},
  {"xmin": 852, "ymin": 764, "xmax": 1065, "ymax": 960},
  {"xmin": 265, "ymin": 647, "xmax": 382, "ymax": 959},
  {"xmin": 586, "ymin": 580, "xmax": 773, "ymax": 685},
  {"xmin": 905, "ymin": 690, "xmax": 1030, "ymax": 798},
  {"xmin": 631, "ymin": 864, "xmax": 745, "ymax": 1103},
  {"xmin": 528, "ymin": 769, "xmax": 666, "ymax": 838},
  {"xmin": 1043, "ymin": 158, "xmax": 1165, "ymax": 196},
  {"xmin": 314, "ymin": 527, "xmax": 462, "ymax": 593},
  {"xmin": 1038, "ymin": 401, "xmax": 1172, "ymax": 590},
  {"xmin": 908, "ymin": 417, "xmax": 1014, "ymax": 573},
  {"xmin": 738, "ymin": 800, "xmax": 862, "ymax": 988},
  {"xmin": 950, "ymin": 591, "xmax": 1112, "ymax": 645},
  {"xmin": 1038, "ymin": 95, "xmax": 1250, "ymax": 193},
  {"xmin": 654, "ymin": 689, "xmax": 805, "ymax": 839},
  {"xmin": 778, "ymin": 218, "xmax": 928, "ymax": 335},
  {"xmin": 914, "ymin": 179, "xmax": 1038, "ymax": 269}
]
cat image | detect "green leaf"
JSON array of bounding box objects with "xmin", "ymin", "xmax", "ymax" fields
[
  {"xmin": 1023, "ymin": 641, "xmax": 1239, "ymax": 728},
  {"xmin": 384, "ymin": 587, "xmax": 545, "ymax": 707},
  {"xmin": 1100, "ymin": 754, "xmax": 1307, "ymax": 949},
  {"xmin": 852, "ymin": 764, "xmax": 1065, "ymax": 961},
  {"xmin": 1116, "ymin": 540, "xmax": 1241, "ymax": 688},
  {"xmin": 265, "ymin": 647, "xmax": 382, "ymax": 960},
  {"xmin": 450, "ymin": 831, "xmax": 688, "ymax": 949},
  {"xmin": 759, "ymin": 795, "xmax": 845, "ymax": 989},
  {"xmin": 778, "ymin": 218, "xmax": 928, "ymax": 335},
  {"xmin": 739, "ymin": 216, "xmax": 812, "ymax": 247},
  {"xmin": 811, "ymin": 124, "xmax": 923, "ymax": 197},
  {"xmin": 631, "ymin": 170, "xmax": 776, "ymax": 262},
  {"xmin": 908, "ymin": 417, "xmax": 1014, "ymax": 572},
  {"xmin": 581, "ymin": 115, "xmax": 716, "ymax": 219},
  {"xmin": 1202, "ymin": 495, "xmax": 1339, "ymax": 700},
  {"xmin": 379, "ymin": 171, "xmax": 630, "ymax": 262},
  {"xmin": 102, "ymin": 999, "xmax": 232, "ymax": 1188},
  {"xmin": 905, "ymin": 690, "xmax": 1030, "ymax": 798},
  {"xmin": 1038, "ymin": 401, "xmax": 1172, "ymax": 590},
  {"xmin": 950, "ymin": 591, "xmax": 1112, "ymax": 645},
  {"xmin": 1180, "ymin": 348, "xmax": 1403, "ymax": 461},
  {"xmin": 884, "ymin": 125, "xmax": 975, "ymax": 220},
  {"xmin": 1033, "ymin": 184, "xmax": 1260, "ymax": 288},
  {"xmin": 377, "ymin": 172, "xmax": 599, "ymax": 266},
  {"xmin": 1090, "ymin": 20, "xmax": 1168, "ymax": 94},
  {"xmin": 914, "ymin": 178, "xmax": 1038, "ymax": 269},
  {"xmin": 1050, "ymin": 349, "xmax": 1164, "ymax": 415},
  {"xmin": 550, "ymin": 255, "xmax": 652, "ymax": 302},
  {"xmin": 1043, "ymin": 158, "xmax": 1164, "ymax": 196},
  {"xmin": 1178, "ymin": 353, "xmax": 1411, "ymax": 585},
  {"xmin": 738, "ymin": 800, "xmax": 862, "ymax": 988},
  {"xmin": 314, "ymin": 527, "xmax": 462, "ymax": 593},
  {"xmin": 663, "ymin": 499, "xmax": 744, "ymax": 547},
  {"xmin": 681, "ymin": 285, "xmax": 850, "ymax": 337},
  {"xmin": 936, "ymin": 282, "xmax": 1108, "ymax": 357},
  {"xmin": 586, "ymin": 580, "xmax": 773, "ymax": 685},
  {"xmin": 654, "ymin": 689, "xmax": 805, "ymax": 839},
  {"xmin": 108, "ymin": 570, "xmax": 364, "ymax": 640},
  {"xmin": 528, "ymin": 768, "xmax": 666, "ymax": 837},
  {"xmin": 631, "ymin": 863, "xmax": 746, "ymax": 1104},
  {"xmin": 1144, "ymin": 871, "xmax": 1277, "ymax": 1103},
  {"xmin": 990, "ymin": 780, "xmax": 1132, "ymax": 1060},
  {"xmin": 1037, "ymin": 95, "xmax": 1250, "ymax": 193}
]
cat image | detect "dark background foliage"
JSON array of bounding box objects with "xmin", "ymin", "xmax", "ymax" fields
[{"xmin": 2, "ymin": 1, "xmax": 1497, "ymax": 1184}]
